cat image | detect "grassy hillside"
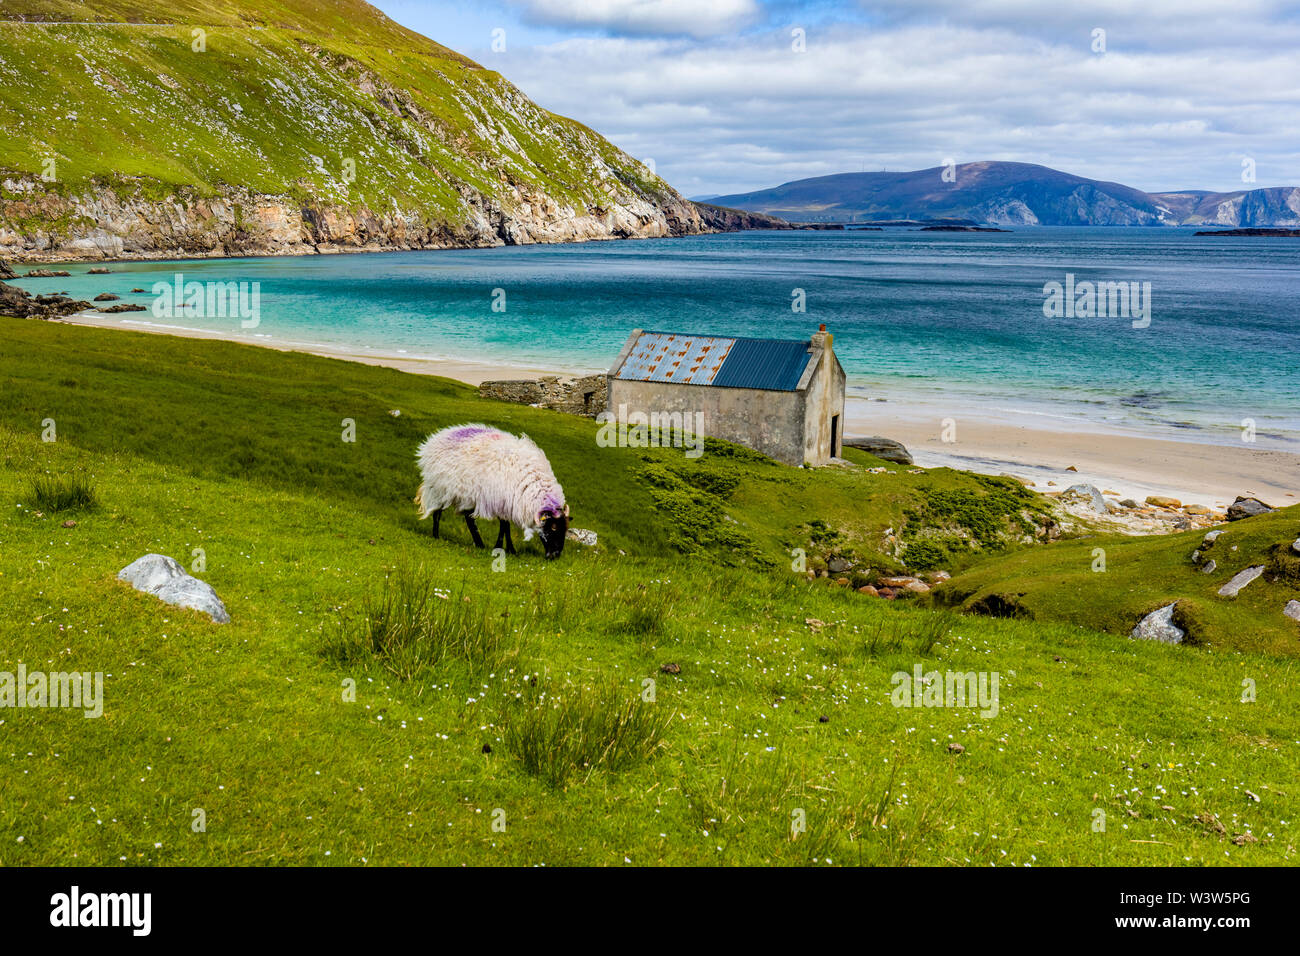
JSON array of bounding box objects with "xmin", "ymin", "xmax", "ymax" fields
[
  {"xmin": 0, "ymin": 316, "xmax": 1064, "ymax": 573},
  {"xmin": 0, "ymin": 0, "xmax": 691, "ymax": 251},
  {"xmin": 2, "ymin": 0, "xmax": 421, "ymax": 38},
  {"xmin": 935, "ymin": 515, "xmax": 1300, "ymax": 658},
  {"xmin": 0, "ymin": 317, "xmax": 1296, "ymax": 865}
]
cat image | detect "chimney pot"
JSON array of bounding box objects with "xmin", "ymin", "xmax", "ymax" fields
[{"xmin": 819, "ymin": 324, "xmax": 826, "ymax": 332}]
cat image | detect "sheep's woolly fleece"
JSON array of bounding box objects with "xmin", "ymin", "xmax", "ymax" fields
[{"xmin": 415, "ymin": 424, "xmax": 566, "ymax": 539}]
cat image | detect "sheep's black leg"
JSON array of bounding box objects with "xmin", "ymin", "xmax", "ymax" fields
[
  {"xmin": 431, "ymin": 509, "xmax": 442, "ymax": 539},
  {"xmin": 488, "ymin": 520, "xmax": 514, "ymax": 556},
  {"xmin": 463, "ymin": 511, "xmax": 485, "ymax": 548}
]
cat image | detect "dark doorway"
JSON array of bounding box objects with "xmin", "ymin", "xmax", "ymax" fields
[{"xmin": 830, "ymin": 414, "xmax": 840, "ymax": 458}]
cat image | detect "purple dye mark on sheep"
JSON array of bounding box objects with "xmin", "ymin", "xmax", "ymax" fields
[
  {"xmin": 541, "ymin": 494, "xmax": 563, "ymax": 514},
  {"xmin": 448, "ymin": 426, "xmax": 489, "ymax": 443}
]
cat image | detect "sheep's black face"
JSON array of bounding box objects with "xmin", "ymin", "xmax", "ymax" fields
[{"xmin": 539, "ymin": 515, "xmax": 568, "ymax": 560}]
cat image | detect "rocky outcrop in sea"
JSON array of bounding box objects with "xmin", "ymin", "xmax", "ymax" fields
[{"xmin": 0, "ymin": 272, "xmax": 91, "ymax": 318}]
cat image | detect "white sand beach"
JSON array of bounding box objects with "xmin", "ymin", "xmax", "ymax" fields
[{"xmin": 876, "ymin": 418, "xmax": 1300, "ymax": 512}]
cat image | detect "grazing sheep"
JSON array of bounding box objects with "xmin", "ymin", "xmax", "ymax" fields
[{"xmin": 415, "ymin": 424, "xmax": 569, "ymax": 559}]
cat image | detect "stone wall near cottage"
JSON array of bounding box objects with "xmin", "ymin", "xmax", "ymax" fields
[{"xmin": 478, "ymin": 374, "xmax": 607, "ymax": 418}]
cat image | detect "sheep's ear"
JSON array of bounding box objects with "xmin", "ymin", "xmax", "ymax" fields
[{"xmin": 562, "ymin": 504, "xmax": 570, "ymax": 517}]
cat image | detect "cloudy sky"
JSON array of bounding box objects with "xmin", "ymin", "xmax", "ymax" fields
[{"xmin": 372, "ymin": 0, "xmax": 1300, "ymax": 198}]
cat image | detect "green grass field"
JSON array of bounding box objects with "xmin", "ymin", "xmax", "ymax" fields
[{"xmin": 1, "ymin": 316, "xmax": 1296, "ymax": 866}]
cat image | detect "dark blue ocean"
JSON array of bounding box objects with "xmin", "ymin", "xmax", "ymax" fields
[{"xmin": 15, "ymin": 226, "xmax": 1299, "ymax": 448}]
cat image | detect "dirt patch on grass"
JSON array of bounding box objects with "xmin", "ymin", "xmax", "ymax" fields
[
  {"xmin": 966, "ymin": 591, "xmax": 1033, "ymax": 619},
  {"xmin": 1265, "ymin": 542, "xmax": 1300, "ymax": 586}
]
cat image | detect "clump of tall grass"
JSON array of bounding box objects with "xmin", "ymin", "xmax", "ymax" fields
[
  {"xmin": 910, "ymin": 609, "xmax": 958, "ymax": 655},
  {"xmin": 615, "ymin": 603, "xmax": 668, "ymax": 637},
  {"xmin": 863, "ymin": 618, "xmax": 903, "ymax": 657},
  {"xmin": 327, "ymin": 569, "xmax": 521, "ymax": 679},
  {"xmin": 29, "ymin": 472, "xmax": 98, "ymax": 512},
  {"xmin": 681, "ymin": 745, "xmax": 800, "ymax": 837},
  {"xmin": 502, "ymin": 679, "xmax": 672, "ymax": 787},
  {"xmin": 856, "ymin": 609, "xmax": 958, "ymax": 658}
]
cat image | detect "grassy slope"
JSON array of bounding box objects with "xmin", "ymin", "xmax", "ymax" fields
[
  {"xmin": 0, "ymin": 0, "xmax": 671, "ymax": 224},
  {"xmin": 935, "ymin": 516, "xmax": 1300, "ymax": 658},
  {"xmin": 0, "ymin": 316, "xmax": 1296, "ymax": 866},
  {"xmin": 0, "ymin": 317, "xmax": 1052, "ymax": 570}
]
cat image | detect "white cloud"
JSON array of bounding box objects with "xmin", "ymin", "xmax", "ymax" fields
[
  {"xmin": 857, "ymin": 0, "xmax": 1300, "ymax": 50},
  {"xmin": 498, "ymin": 21, "xmax": 1300, "ymax": 195},
  {"xmin": 508, "ymin": 0, "xmax": 760, "ymax": 37},
  {"xmin": 371, "ymin": 1, "xmax": 1300, "ymax": 195}
]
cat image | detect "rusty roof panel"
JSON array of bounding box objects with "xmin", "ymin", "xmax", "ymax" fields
[
  {"xmin": 615, "ymin": 331, "xmax": 736, "ymax": 385},
  {"xmin": 614, "ymin": 330, "xmax": 812, "ymax": 392}
]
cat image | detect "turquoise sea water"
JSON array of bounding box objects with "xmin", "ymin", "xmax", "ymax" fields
[{"xmin": 14, "ymin": 227, "xmax": 1300, "ymax": 448}]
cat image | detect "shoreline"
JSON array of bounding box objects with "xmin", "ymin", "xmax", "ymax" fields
[
  {"xmin": 4, "ymin": 223, "xmax": 1291, "ymax": 266},
  {"xmin": 58, "ymin": 309, "xmax": 578, "ymax": 388},
  {"xmin": 0, "ymin": 229, "xmax": 691, "ymax": 267},
  {"xmin": 875, "ymin": 419, "xmax": 1299, "ymax": 512},
  {"xmin": 55, "ymin": 310, "xmax": 1300, "ymax": 511}
]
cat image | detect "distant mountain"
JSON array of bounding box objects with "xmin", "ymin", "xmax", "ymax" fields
[{"xmin": 709, "ymin": 162, "xmax": 1300, "ymax": 227}]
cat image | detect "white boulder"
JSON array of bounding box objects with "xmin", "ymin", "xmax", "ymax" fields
[
  {"xmin": 1130, "ymin": 603, "xmax": 1184, "ymax": 644},
  {"xmin": 117, "ymin": 554, "xmax": 230, "ymax": 623},
  {"xmin": 1218, "ymin": 566, "xmax": 1265, "ymax": 598}
]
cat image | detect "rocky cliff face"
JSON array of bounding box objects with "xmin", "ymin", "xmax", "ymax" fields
[
  {"xmin": 1150, "ymin": 187, "xmax": 1300, "ymax": 227},
  {"xmin": 692, "ymin": 203, "xmax": 804, "ymax": 232},
  {"xmin": 0, "ymin": 2, "xmax": 711, "ymax": 262},
  {"xmin": 0, "ymin": 176, "xmax": 708, "ymax": 262}
]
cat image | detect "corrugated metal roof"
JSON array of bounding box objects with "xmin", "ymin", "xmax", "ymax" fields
[
  {"xmin": 616, "ymin": 332, "xmax": 735, "ymax": 386},
  {"xmin": 710, "ymin": 337, "xmax": 811, "ymax": 391},
  {"xmin": 614, "ymin": 330, "xmax": 811, "ymax": 392}
]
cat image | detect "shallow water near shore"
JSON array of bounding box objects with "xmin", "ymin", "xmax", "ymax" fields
[{"xmin": 16, "ymin": 226, "xmax": 1300, "ymax": 450}]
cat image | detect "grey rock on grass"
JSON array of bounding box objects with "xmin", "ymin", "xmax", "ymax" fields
[
  {"xmin": 565, "ymin": 528, "xmax": 597, "ymax": 547},
  {"xmin": 117, "ymin": 554, "xmax": 229, "ymax": 623},
  {"xmin": 842, "ymin": 436, "xmax": 913, "ymax": 465},
  {"xmin": 1217, "ymin": 565, "xmax": 1265, "ymax": 598},
  {"xmin": 1284, "ymin": 600, "xmax": 1300, "ymax": 622},
  {"xmin": 1062, "ymin": 483, "xmax": 1108, "ymax": 514},
  {"xmin": 1131, "ymin": 603, "xmax": 1184, "ymax": 644},
  {"xmin": 1226, "ymin": 496, "xmax": 1273, "ymax": 521}
]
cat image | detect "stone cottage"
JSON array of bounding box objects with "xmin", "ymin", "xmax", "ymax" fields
[{"xmin": 605, "ymin": 325, "xmax": 846, "ymax": 466}]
